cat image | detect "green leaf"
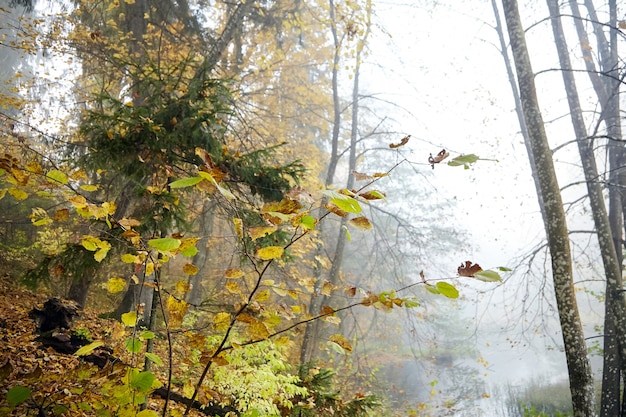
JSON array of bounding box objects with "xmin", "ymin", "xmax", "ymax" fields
[
  {"xmin": 144, "ymin": 352, "xmax": 163, "ymax": 366},
  {"xmin": 322, "ymin": 190, "xmax": 362, "ymax": 213},
  {"xmin": 169, "ymin": 177, "xmax": 203, "ymax": 189},
  {"xmin": 447, "ymin": 154, "xmax": 480, "ymax": 168},
  {"xmin": 125, "ymin": 337, "xmax": 142, "ymax": 353},
  {"xmin": 121, "ymin": 311, "xmax": 138, "ymax": 327},
  {"xmin": 299, "ymin": 215, "xmax": 316, "ymax": 230},
  {"xmin": 403, "ymin": 297, "xmax": 420, "ymax": 308},
  {"xmin": 46, "ymin": 169, "xmax": 69, "ymax": 185},
  {"xmin": 140, "ymin": 330, "xmax": 155, "ymax": 340},
  {"xmin": 436, "ymin": 282, "xmax": 459, "ymax": 298},
  {"xmin": 7, "ymin": 385, "xmax": 30, "ymax": 406},
  {"xmin": 75, "ymin": 341, "xmax": 104, "ymax": 356},
  {"xmin": 496, "ymin": 266, "xmax": 512, "ymax": 272},
  {"xmin": 130, "ymin": 371, "xmax": 155, "ymax": 392},
  {"xmin": 342, "ymin": 225, "xmax": 351, "ymax": 242},
  {"xmin": 198, "ymin": 171, "xmax": 235, "ymax": 200},
  {"xmin": 474, "ymin": 270, "xmax": 503, "ymax": 282},
  {"xmin": 181, "ymin": 245, "xmax": 198, "ymax": 257},
  {"xmin": 148, "ymin": 237, "xmax": 181, "ymax": 251},
  {"xmin": 425, "ymin": 285, "xmax": 440, "ymax": 295}
]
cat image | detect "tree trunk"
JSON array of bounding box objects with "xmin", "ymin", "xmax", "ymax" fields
[
  {"xmin": 300, "ymin": 0, "xmax": 344, "ymax": 365},
  {"xmin": 548, "ymin": 4, "xmax": 626, "ymax": 415},
  {"xmin": 501, "ymin": 0, "xmax": 596, "ymax": 415},
  {"xmin": 569, "ymin": 1, "xmax": 626, "ymax": 413}
]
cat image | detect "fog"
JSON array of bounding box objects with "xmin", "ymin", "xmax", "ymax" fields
[{"xmin": 351, "ymin": 0, "xmax": 608, "ymax": 414}]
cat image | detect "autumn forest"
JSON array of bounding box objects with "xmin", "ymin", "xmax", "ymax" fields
[{"xmin": 4, "ymin": 0, "xmax": 626, "ymax": 416}]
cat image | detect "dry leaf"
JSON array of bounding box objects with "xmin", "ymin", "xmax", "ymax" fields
[
  {"xmin": 389, "ymin": 134, "xmax": 410, "ymax": 149},
  {"xmin": 457, "ymin": 261, "xmax": 483, "ymax": 277},
  {"xmin": 428, "ymin": 149, "xmax": 450, "ymax": 169}
]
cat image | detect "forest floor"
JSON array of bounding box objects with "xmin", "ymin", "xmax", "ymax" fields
[{"xmin": 0, "ymin": 276, "xmax": 207, "ymax": 416}]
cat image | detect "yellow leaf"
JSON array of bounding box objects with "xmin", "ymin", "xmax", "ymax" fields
[
  {"xmin": 248, "ymin": 226, "xmax": 277, "ymax": 240},
  {"xmin": 121, "ymin": 253, "xmax": 138, "ymax": 263},
  {"xmin": 247, "ymin": 321, "xmax": 270, "ymax": 340},
  {"xmin": 69, "ymin": 194, "xmax": 87, "ymax": 209},
  {"xmin": 107, "ymin": 277, "xmax": 126, "ymax": 294},
  {"xmin": 255, "ymin": 289, "xmax": 271, "ymax": 302},
  {"xmin": 175, "ymin": 279, "xmax": 191, "ymax": 294},
  {"xmin": 80, "ymin": 184, "xmax": 99, "ymax": 192},
  {"xmin": 8, "ymin": 187, "xmax": 28, "ymax": 200},
  {"xmin": 145, "ymin": 262, "xmax": 155, "ymax": 276},
  {"xmin": 166, "ymin": 295, "xmax": 189, "ymax": 328},
  {"xmin": 75, "ymin": 341, "xmax": 104, "ymax": 356},
  {"xmin": 46, "ymin": 169, "xmax": 68, "ymax": 185},
  {"xmin": 94, "ymin": 244, "xmax": 111, "ymax": 262},
  {"xmin": 81, "ymin": 235, "xmax": 99, "ymax": 251},
  {"xmin": 25, "ymin": 161, "xmax": 43, "ymax": 174},
  {"xmin": 182, "ymin": 263, "xmax": 199, "ymax": 275},
  {"xmin": 321, "ymin": 281, "xmax": 335, "ymax": 296},
  {"xmin": 214, "ymin": 312, "xmax": 231, "ymax": 331},
  {"xmin": 233, "ymin": 218, "xmax": 243, "ymax": 238},
  {"xmin": 121, "ymin": 311, "xmax": 138, "ymax": 327},
  {"xmin": 225, "ymin": 268, "xmax": 245, "ymax": 279},
  {"xmin": 256, "ymin": 246, "xmax": 284, "ymax": 260},
  {"xmin": 225, "ymin": 281, "xmax": 241, "ymax": 294}
]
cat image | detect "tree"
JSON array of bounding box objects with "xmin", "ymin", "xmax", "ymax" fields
[{"xmin": 500, "ymin": 0, "xmax": 596, "ymax": 415}]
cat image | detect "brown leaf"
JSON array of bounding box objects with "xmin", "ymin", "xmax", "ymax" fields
[
  {"xmin": 389, "ymin": 135, "xmax": 410, "ymax": 149},
  {"xmin": 345, "ymin": 286, "xmax": 357, "ymax": 297},
  {"xmin": 428, "ymin": 149, "xmax": 450, "ymax": 169},
  {"xmin": 53, "ymin": 208, "xmax": 70, "ymax": 222},
  {"xmin": 352, "ymin": 171, "xmax": 373, "ymax": 181},
  {"xmin": 349, "ymin": 216, "xmax": 373, "ymax": 230},
  {"xmin": 324, "ymin": 203, "xmax": 348, "ymax": 217},
  {"xmin": 320, "ymin": 305, "xmax": 336, "ymax": 316},
  {"xmin": 358, "ymin": 190, "xmax": 386, "ymax": 200},
  {"xmin": 457, "ymin": 261, "xmax": 483, "ymax": 277},
  {"xmin": 285, "ymin": 186, "xmax": 314, "ymax": 204}
]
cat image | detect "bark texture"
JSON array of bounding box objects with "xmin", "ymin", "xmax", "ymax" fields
[{"xmin": 501, "ymin": 0, "xmax": 596, "ymax": 415}]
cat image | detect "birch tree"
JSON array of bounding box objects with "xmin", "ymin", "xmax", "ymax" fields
[{"xmin": 501, "ymin": 0, "xmax": 596, "ymax": 414}]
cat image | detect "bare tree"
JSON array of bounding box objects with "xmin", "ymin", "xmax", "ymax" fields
[{"xmin": 501, "ymin": 0, "xmax": 596, "ymax": 415}]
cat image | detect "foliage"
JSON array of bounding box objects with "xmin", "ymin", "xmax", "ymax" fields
[
  {"xmin": 0, "ymin": 1, "xmax": 505, "ymax": 416},
  {"xmin": 289, "ymin": 362, "xmax": 381, "ymax": 417}
]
